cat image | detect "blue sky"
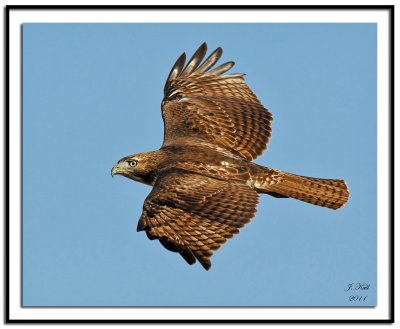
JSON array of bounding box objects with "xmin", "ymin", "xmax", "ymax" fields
[{"xmin": 23, "ymin": 23, "xmax": 376, "ymax": 306}]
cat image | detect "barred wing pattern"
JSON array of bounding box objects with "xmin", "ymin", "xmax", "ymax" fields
[
  {"xmin": 162, "ymin": 42, "xmax": 273, "ymax": 161},
  {"xmin": 137, "ymin": 170, "xmax": 259, "ymax": 270}
]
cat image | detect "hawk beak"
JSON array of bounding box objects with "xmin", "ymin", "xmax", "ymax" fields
[
  {"xmin": 111, "ymin": 161, "xmax": 130, "ymax": 177},
  {"xmin": 111, "ymin": 164, "xmax": 120, "ymax": 177}
]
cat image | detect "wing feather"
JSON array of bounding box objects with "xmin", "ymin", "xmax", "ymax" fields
[
  {"xmin": 181, "ymin": 42, "xmax": 208, "ymax": 76},
  {"xmin": 137, "ymin": 169, "xmax": 259, "ymax": 270},
  {"xmin": 206, "ymin": 61, "xmax": 235, "ymax": 76},
  {"xmin": 162, "ymin": 43, "xmax": 273, "ymax": 161},
  {"xmin": 164, "ymin": 52, "xmax": 186, "ymax": 93},
  {"xmin": 196, "ymin": 46, "xmax": 223, "ymax": 74}
]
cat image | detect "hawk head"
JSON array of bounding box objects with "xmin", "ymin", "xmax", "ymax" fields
[{"xmin": 111, "ymin": 151, "xmax": 162, "ymax": 185}]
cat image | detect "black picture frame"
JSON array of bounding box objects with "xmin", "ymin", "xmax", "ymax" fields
[{"xmin": 4, "ymin": 4, "xmax": 394, "ymax": 324}]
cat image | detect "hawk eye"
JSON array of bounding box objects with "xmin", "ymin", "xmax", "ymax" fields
[{"xmin": 128, "ymin": 160, "xmax": 137, "ymax": 167}]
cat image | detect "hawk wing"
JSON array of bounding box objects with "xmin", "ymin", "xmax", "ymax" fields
[
  {"xmin": 161, "ymin": 42, "xmax": 273, "ymax": 161},
  {"xmin": 137, "ymin": 169, "xmax": 259, "ymax": 270}
]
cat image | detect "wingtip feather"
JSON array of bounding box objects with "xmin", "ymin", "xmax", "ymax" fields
[
  {"xmin": 196, "ymin": 46, "xmax": 223, "ymax": 74},
  {"xmin": 206, "ymin": 61, "xmax": 235, "ymax": 75},
  {"xmin": 164, "ymin": 44, "xmax": 239, "ymax": 96},
  {"xmin": 182, "ymin": 42, "xmax": 208, "ymax": 76},
  {"xmin": 167, "ymin": 52, "xmax": 186, "ymax": 82}
]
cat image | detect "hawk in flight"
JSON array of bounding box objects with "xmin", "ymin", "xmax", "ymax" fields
[{"xmin": 111, "ymin": 43, "xmax": 350, "ymax": 270}]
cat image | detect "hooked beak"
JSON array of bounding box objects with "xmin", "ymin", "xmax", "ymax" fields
[
  {"xmin": 111, "ymin": 160, "xmax": 132, "ymax": 178},
  {"xmin": 111, "ymin": 163, "xmax": 122, "ymax": 177}
]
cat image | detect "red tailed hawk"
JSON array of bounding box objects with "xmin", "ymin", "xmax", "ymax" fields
[{"xmin": 111, "ymin": 43, "xmax": 350, "ymax": 270}]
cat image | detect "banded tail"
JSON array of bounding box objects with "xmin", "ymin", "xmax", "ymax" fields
[{"xmin": 254, "ymin": 169, "xmax": 350, "ymax": 210}]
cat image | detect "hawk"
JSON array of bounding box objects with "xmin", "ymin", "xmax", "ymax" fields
[{"xmin": 111, "ymin": 43, "xmax": 350, "ymax": 270}]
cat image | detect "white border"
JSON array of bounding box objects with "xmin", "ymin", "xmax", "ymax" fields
[{"xmin": 8, "ymin": 7, "xmax": 391, "ymax": 321}]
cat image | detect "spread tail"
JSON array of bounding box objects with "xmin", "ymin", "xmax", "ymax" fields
[{"xmin": 254, "ymin": 170, "xmax": 350, "ymax": 210}]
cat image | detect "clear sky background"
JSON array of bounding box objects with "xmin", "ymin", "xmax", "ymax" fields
[{"xmin": 23, "ymin": 23, "xmax": 376, "ymax": 307}]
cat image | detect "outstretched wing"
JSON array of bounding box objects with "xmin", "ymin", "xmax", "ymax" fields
[
  {"xmin": 161, "ymin": 42, "xmax": 273, "ymax": 161},
  {"xmin": 137, "ymin": 169, "xmax": 259, "ymax": 270}
]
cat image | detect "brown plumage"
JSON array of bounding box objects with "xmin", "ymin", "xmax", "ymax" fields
[{"xmin": 112, "ymin": 43, "xmax": 350, "ymax": 270}]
